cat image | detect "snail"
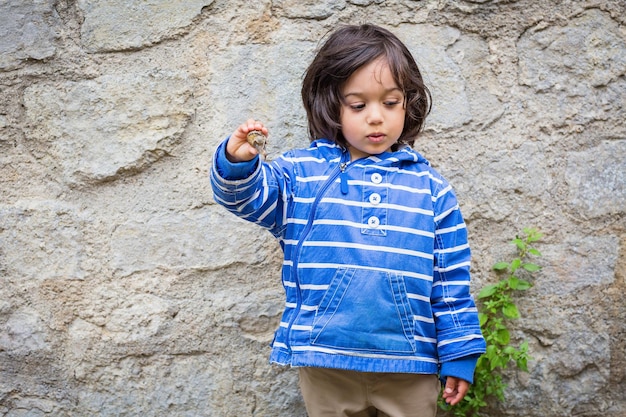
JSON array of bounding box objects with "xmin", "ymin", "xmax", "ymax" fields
[{"xmin": 246, "ymin": 130, "xmax": 268, "ymax": 159}]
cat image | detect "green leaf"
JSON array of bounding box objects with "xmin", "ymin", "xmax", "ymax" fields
[
  {"xmin": 478, "ymin": 284, "xmax": 498, "ymax": 299},
  {"xmin": 515, "ymin": 279, "xmax": 533, "ymax": 290},
  {"xmin": 512, "ymin": 238, "xmax": 525, "ymax": 251},
  {"xmin": 508, "ymin": 276, "xmax": 520, "ymax": 289},
  {"xmin": 502, "ymin": 303, "xmax": 519, "ymax": 319},
  {"xmin": 495, "ymin": 328, "xmax": 510, "ymax": 345},
  {"xmin": 519, "ymin": 340, "xmax": 529, "ymax": 352},
  {"xmin": 493, "ymin": 261, "xmax": 509, "ymax": 270},
  {"xmin": 503, "ymin": 346, "xmax": 517, "ymax": 355},
  {"xmin": 517, "ymin": 357, "xmax": 529, "ymax": 372},
  {"xmin": 478, "ymin": 312, "xmax": 488, "ymax": 327},
  {"xmin": 510, "ymin": 258, "xmax": 521, "ymax": 273},
  {"xmin": 529, "ymin": 248, "xmax": 542, "ymax": 256},
  {"xmin": 492, "ymin": 354, "xmax": 509, "ymax": 370},
  {"xmin": 525, "ymin": 228, "xmax": 543, "ymax": 242},
  {"xmin": 523, "ymin": 262, "xmax": 541, "ymax": 272},
  {"xmin": 489, "ymin": 355, "xmax": 500, "ymax": 370}
]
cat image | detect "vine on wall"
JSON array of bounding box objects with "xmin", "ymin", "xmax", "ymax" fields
[{"xmin": 440, "ymin": 227, "xmax": 543, "ymax": 416}]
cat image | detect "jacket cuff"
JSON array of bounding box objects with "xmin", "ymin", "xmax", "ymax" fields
[
  {"xmin": 439, "ymin": 355, "xmax": 480, "ymax": 384},
  {"xmin": 214, "ymin": 137, "xmax": 259, "ymax": 180}
]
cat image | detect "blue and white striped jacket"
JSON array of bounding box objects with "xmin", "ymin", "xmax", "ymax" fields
[{"xmin": 211, "ymin": 138, "xmax": 485, "ymax": 380}]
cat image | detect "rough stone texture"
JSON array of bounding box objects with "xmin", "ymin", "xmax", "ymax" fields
[
  {"xmin": 0, "ymin": 0, "xmax": 60, "ymax": 71},
  {"xmin": 78, "ymin": 0, "xmax": 216, "ymax": 52},
  {"xmin": 0, "ymin": 0, "xmax": 624, "ymax": 416},
  {"xmin": 23, "ymin": 71, "xmax": 194, "ymax": 185}
]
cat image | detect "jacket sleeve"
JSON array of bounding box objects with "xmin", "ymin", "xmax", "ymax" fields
[
  {"xmin": 210, "ymin": 138, "xmax": 293, "ymax": 238},
  {"xmin": 430, "ymin": 180, "xmax": 486, "ymax": 379},
  {"xmin": 439, "ymin": 355, "xmax": 481, "ymax": 384}
]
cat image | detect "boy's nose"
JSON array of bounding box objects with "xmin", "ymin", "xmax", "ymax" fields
[{"xmin": 366, "ymin": 105, "xmax": 383, "ymax": 124}]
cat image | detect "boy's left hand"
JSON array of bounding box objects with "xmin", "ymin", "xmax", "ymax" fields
[{"xmin": 442, "ymin": 376, "xmax": 470, "ymax": 406}]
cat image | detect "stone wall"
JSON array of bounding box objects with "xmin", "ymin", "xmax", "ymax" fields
[{"xmin": 0, "ymin": 0, "xmax": 624, "ymax": 416}]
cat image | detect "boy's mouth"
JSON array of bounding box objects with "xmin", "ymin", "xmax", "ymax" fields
[{"xmin": 367, "ymin": 133, "xmax": 386, "ymax": 142}]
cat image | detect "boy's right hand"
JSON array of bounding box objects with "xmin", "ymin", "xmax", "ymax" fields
[{"xmin": 225, "ymin": 119, "xmax": 269, "ymax": 163}]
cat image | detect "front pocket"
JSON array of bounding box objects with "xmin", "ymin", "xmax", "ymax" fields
[{"xmin": 310, "ymin": 268, "xmax": 416, "ymax": 353}]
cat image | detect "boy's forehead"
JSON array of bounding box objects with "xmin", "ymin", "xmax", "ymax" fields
[{"xmin": 347, "ymin": 59, "xmax": 400, "ymax": 86}]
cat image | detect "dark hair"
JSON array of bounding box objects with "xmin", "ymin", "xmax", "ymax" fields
[{"xmin": 301, "ymin": 24, "xmax": 432, "ymax": 149}]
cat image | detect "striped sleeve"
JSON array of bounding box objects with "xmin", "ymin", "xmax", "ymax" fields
[
  {"xmin": 430, "ymin": 180, "xmax": 486, "ymax": 363},
  {"xmin": 210, "ymin": 138, "xmax": 292, "ymax": 237}
]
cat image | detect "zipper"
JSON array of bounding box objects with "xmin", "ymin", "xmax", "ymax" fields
[
  {"xmin": 285, "ymin": 151, "xmax": 350, "ymax": 353},
  {"xmin": 339, "ymin": 162, "xmax": 349, "ymax": 194}
]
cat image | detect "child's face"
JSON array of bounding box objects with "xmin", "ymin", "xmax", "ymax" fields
[{"xmin": 340, "ymin": 58, "xmax": 406, "ymax": 161}]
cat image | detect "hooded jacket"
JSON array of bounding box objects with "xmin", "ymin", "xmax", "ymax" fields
[{"xmin": 211, "ymin": 138, "xmax": 486, "ymax": 381}]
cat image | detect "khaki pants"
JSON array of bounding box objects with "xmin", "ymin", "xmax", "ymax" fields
[{"xmin": 298, "ymin": 367, "xmax": 440, "ymax": 417}]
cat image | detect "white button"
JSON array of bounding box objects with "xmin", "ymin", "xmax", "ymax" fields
[
  {"xmin": 369, "ymin": 193, "xmax": 381, "ymax": 205},
  {"xmin": 367, "ymin": 216, "xmax": 380, "ymax": 228},
  {"xmin": 371, "ymin": 173, "xmax": 383, "ymax": 184}
]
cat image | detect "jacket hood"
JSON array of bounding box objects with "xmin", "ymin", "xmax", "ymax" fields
[{"xmin": 312, "ymin": 138, "xmax": 431, "ymax": 167}]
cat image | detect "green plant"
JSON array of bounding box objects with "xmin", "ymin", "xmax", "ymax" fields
[{"xmin": 439, "ymin": 227, "xmax": 543, "ymax": 416}]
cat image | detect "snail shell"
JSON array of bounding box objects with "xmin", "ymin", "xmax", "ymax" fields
[{"xmin": 246, "ymin": 130, "xmax": 268, "ymax": 159}]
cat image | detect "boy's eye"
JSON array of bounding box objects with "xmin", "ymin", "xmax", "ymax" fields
[{"xmin": 346, "ymin": 98, "xmax": 402, "ymax": 111}]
